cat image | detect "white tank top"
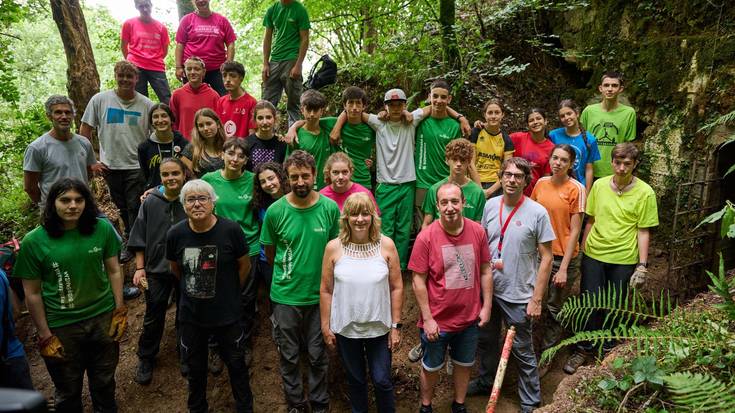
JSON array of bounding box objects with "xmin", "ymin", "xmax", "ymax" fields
[{"xmin": 330, "ymin": 239, "xmax": 392, "ymax": 338}]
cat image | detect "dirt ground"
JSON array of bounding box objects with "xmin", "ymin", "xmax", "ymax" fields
[{"xmin": 19, "ymin": 270, "xmax": 571, "ymax": 413}]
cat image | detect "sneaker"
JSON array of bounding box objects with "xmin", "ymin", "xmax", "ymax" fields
[
  {"xmin": 419, "ymin": 404, "xmax": 433, "ymax": 413},
  {"xmin": 123, "ymin": 285, "xmax": 141, "ymax": 300},
  {"xmin": 208, "ymin": 351, "xmax": 224, "ymax": 375},
  {"xmin": 563, "ymin": 351, "xmax": 587, "ymax": 374},
  {"xmin": 287, "ymin": 407, "xmax": 305, "ymax": 413},
  {"xmin": 134, "ymin": 359, "xmax": 154, "ymax": 385},
  {"xmin": 466, "ymin": 378, "xmax": 490, "ymax": 396},
  {"xmin": 451, "ymin": 401, "xmax": 467, "ymax": 413},
  {"xmin": 408, "ymin": 343, "xmax": 424, "ymax": 363}
]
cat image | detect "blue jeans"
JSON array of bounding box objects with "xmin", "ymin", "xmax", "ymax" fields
[
  {"xmin": 419, "ymin": 323, "xmax": 478, "ymax": 372},
  {"xmin": 135, "ymin": 68, "xmax": 171, "ymax": 105},
  {"xmin": 335, "ymin": 333, "xmax": 394, "ymax": 413}
]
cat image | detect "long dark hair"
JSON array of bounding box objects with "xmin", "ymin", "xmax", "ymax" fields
[
  {"xmin": 253, "ymin": 162, "xmax": 290, "ymax": 210},
  {"xmin": 43, "ymin": 178, "xmax": 99, "ymax": 238},
  {"xmin": 552, "ymin": 144, "xmax": 578, "ymax": 180},
  {"xmin": 526, "ymin": 107, "xmax": 550, "ymax": 140},
  {"xmin": 558, "ymin": 99, "xmax": 590, "ymax": 152}
]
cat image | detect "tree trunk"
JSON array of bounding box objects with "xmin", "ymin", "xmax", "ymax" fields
[
  {"xmin": 439, "ymin": 0, "xmax": 460, "ymax": 72},
  {"xmin": 49, "ymin": 0, "xmax": 100, "ymax": 130},
  {"xmin": 176, "ymin": 0, "xmax": 195, "ymax": 20},
  {"xmin": 362, "ymin": 7, "xmax": 377, "ymax": 55}
]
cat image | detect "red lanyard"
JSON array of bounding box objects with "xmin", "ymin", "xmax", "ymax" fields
[{"xmin": 498, "ymin": 196, "xmax": 525, "ymax": 254}]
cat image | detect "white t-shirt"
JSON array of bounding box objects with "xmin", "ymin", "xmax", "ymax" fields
[
  {"xmin": 368, "ymin": 108, "xmax": 425, "ymax": 184},
  {"xmin": 81, "ymin": 90, "xmax": 153, "ymax": 170}
]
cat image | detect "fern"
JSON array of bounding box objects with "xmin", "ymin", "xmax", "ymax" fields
[
  {"xmin": 697, "ymin": 109, "xmax": 735, "ymax": 134},
  {"xmin": 707, "ymin": 255, "xmax": 735, "ymax": 320},
  {"xmin": 664, "ymin": 372, "xmax": 735, "ymax": 412}
]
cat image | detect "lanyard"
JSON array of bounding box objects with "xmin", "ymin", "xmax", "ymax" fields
[{"xmin": 498, "ymin": 196, "xmax": 525, "ymax": 254}]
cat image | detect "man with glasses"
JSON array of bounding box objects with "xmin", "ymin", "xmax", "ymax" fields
[
  {"xmin": 166, "ymin": 179, "xmax": 253, "ymax": 412},
  {"xmin": 467, "ymin": 158, "xmax": 555, "ymax": 413}
]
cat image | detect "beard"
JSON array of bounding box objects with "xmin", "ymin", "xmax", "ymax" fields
[{"xmin": 294, "ymin": 185, "xmax": 311, "ymax": 198}]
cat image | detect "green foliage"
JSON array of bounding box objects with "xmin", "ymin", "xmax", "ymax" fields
[
  {"xmin": 707, "ymin": 255, "xmax": 735, "ymax": 320},
  {"xmin": 664, "ymin": 372, "xmax": 735, "ymax": 412}
]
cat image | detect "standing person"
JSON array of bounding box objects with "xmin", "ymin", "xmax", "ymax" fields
[
  {"xmin": 509, "ymin": 109, "xmax": 555, "ymax": 196},
  {"xmin": 24, "ymin": 95, "xmax": 96, "ymax": 208},
  {"xmin": 138, "ymin": 103, "xmax": 188, "ymax": 189},
  {"xmin": 217, "ymin": 61, "xmax": 258, "ymax": 139},
  {"xmin": 170, "ymin": 56, "xmax": 220, "ymax": 140},
  {"xmin": 563, "ymin": 143, "xmax": 658, "ymax": 374},
  {"xmin": 175, "ymin": 0, "xmax": 236, "ymax": 96},
  {"xmin": 15, "ymin": 178, "xmax": 127, "ymax": 413},
  {"xmin": 409, "ymin": 182, "xmax": 493, "ymax": 413},
  {"xmin": 469, "ymin": 99, "xmax": 515, "ymax": 198},
  {"xmin": 320, "ymin": 192, "xmax": 403, "ymax": 413},
  {"xmin": 245, "ymin": 100, "xmax": 287, "ymax": 172},
  {"xmin": 260, "ymin": 150, "xmax": 340, "ymax": 413},
  {"xmin": 181, "ymin": 108, "xmax": 226, "ymax": 177},
  {"xmin": 319, "ymin": 152, "xmax": 379, "ymax": 212},
  {"xmin": 469, "ymin": 158, "xmax": 555, "ymax": 413},
  {"xmin": 262, "ymin": 0, "xmax": 310, "ymax": 126},
  {"xmin": 421, "ymin": 138, "xmax": 485, "ymax": 228},
  {"xmin": 80, "ymin": 60, "xmax": 154, "ymax": 239},
  {"xmin": 166, "ymin": 179, "xmax": 253, "ymax": 413},
  {"xmin": 580, "ymin": 71, "xmax": 637, "ymax": 179},
  {"xmin": 121, "ymin": 0, "xmax": 172, "ymax": 105},
  {"xmin": 128, "ymin": 158, "xmax": 188, "ymax": 385},
  {"xmin": 530, "ymin": 145, "xmax": 586, "ymax": 360},
  {"xmin": 549, "ymin": 100, "xmax": 601, "ymax": 193},
  {"xmin": 0, "ymin": 266, "xmax": 34, "ymax": 390}
]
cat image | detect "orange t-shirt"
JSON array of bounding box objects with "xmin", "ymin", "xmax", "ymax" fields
[{"xmin": 530, "ymin": 177, "xmax": 586, "ymax": 257}]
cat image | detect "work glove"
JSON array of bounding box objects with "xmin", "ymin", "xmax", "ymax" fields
[
  {"xmin": 629, "ymin": 266, "xmax": 648, "ymax": 289},
  {"xmin": 39, "ymin": 335, "xmax": 65, "ymax": 359},
  {"xmin": 108, "ymin": 306, "xmax": 128, "ymax": 341}
]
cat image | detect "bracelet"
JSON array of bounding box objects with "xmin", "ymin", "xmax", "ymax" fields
[
  {"xmin": 136, "ymin": 267, "xmax": 145, "ymax": 271},
  {"xmin": 456, "ymin": 114, "xmax": 465, "ymax": 120}
]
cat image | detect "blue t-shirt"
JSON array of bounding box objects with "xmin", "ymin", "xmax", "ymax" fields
[
  {"xmin": 1, "ymin": 270, "xmax": 25, "ymax": 360},
  {"xmin": 549, "ymin": 128, "xmax": 601, "ymax": 187}
]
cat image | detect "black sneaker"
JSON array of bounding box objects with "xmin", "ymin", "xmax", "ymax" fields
[
  {"xmin": 123, "ymin": 285, "xmax": 141, "ymax": 300},
  {"xmin": 465, "ymin": 378, "xmax": 491, "ymax": 396},
  {"xmin": 135, "ymin": 359, "xmax": 154, "ymax": 385},
  {"xmin": 451, "ymin": 401, "xmax": 467, "ymax": 413},
  {"xmin": 563, "ymin": 351, "xmax": 587, "ymax": 374},
  {"xmin": 419, "ymin": 404, "xmax": 433, "ymax": 413}
]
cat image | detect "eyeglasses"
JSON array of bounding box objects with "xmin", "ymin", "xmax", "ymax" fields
[
  {"xmin": 184, "ymin": 196, "xmax": 211, "ymax": 205},
  {"xmin": 501, "ymin": 171, "xmax": 526, "ymax": 180}
]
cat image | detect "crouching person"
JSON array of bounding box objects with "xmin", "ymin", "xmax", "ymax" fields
[{"xmin": 166, "ymin": 179, "xmax": 253, "ymax": 412}]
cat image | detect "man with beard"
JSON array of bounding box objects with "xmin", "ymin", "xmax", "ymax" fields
[{"xmin": 260, "ymin": 150, "xmax": 340, "ymax": 413}]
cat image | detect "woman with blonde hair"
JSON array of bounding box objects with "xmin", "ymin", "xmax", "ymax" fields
[
  {"xmin": 320, "ymin": 192, "xmax": 403, "ymax": 413},
  {"xmin": 319, "ymin": 152, "xmax": 379, "ymax": 212},
  {"xmin": 181, "ymin": 108, "xmax": 226, "ymax": 177}
]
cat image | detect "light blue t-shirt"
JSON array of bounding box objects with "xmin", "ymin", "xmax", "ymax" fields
[{"xmin": 549, "ymin": 128, "xmax": 601, "ymax": 187}]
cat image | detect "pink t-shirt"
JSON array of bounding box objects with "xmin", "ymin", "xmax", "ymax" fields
[
  {"xmin": 217, "ymin": 92, "xmax": 257, "ymax": 139},
  {"xmin": 319, "ymin": 183, "xmax": 379, "ymax": 213},
  {"xmin": 510, "ymin": 131, "xmax": 555, "ymax": 196},
  {"xmin": 175, "ymin": 12, "xmax": 237, "ymax": 72},
  {"xmin": 170, "ymin": 83, "xmax": 220, "ymax": 140},
  {"xmin": 121, "ymin": 17, "xmax": 170, "ymax": 72},
  {"xmin": 408, "ymin": 218, "xmax": 490, "ymax": 332}
]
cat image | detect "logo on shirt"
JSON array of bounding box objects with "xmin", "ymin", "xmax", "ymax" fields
[
  {"xmin": 88, "ymin": 246, "xmax": 102, "ymax": 254},
  {"xmin": 224, "ymin": 120, "xmax": 237, "ymax": 137},
  {"xmin": 281, "ymin": 239, "xmax": 293, "ymax": 280},
  {"xmin": 106, "ymin": 108, "xmax": 142, "ymax": 125}
]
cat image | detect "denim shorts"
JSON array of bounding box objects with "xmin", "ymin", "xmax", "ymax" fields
[{"xmin": 419, "ymin": 323, "xmax": 478, "ymax": 372}]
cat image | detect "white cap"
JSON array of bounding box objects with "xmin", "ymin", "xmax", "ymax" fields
[{"xmin": 383, "ymin": 88, "xmax": 407, "ymax": 102}]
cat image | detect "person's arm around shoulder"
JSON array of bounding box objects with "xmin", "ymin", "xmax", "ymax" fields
[
  {"xmin": 446, "ymin": 106, "xmax": 471, "ymax": 137},
  {"xmin": 382, "ymin": 236, "xmax": 403, "ymax": 350},
  {"xmin": 329, "ymin": 111, "xmax": 347, "ymax": 145},
  {"xmin": 320, "ymin": 239, "xmax": 339, "ymax": 351},
  {"xmin": 283, "ymin": 120, "xmax": 306, "ymax": 145}
]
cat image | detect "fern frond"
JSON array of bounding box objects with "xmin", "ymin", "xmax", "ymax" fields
[
  {"xmin": 697, "ymin": 109, "xmax": 735, "ymax": 134},
  {"xmin": 664, "ymin": 372, "xmax": 735, "ymax": 411},
  {"xmin": 707, "ymin": 255, "xmax": 735, "ymax": 320}
]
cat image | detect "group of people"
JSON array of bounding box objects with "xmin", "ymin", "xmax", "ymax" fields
[{"xmin": 0, "ymin": 1, "xmax": 662, "ymax": 413}]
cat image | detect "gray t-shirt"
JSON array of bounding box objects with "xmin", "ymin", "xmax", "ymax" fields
[
  {"xmin": 22, "ymin": 132, "xmax": 96, "ymax": 207},
  {"xmin": 81, "ymin": 90, "xmax": 153, "ymax": 170},
  {"xmin": 482, "ymin": 195, "xmax": 556, "ymax": 303},
  {"xmin": 368, "ymin": 108, "xmax": 425, "ymax": 184}
]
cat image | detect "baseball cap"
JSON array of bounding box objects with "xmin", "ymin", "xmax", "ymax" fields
[{"xmin": 384, "ymin": 88, "xmax": 407, "ymax": 102}]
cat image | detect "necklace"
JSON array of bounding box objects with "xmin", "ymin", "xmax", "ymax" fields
[{"xmin": 612, "ymin": 177, "xmax": 634, "ymax": 196}]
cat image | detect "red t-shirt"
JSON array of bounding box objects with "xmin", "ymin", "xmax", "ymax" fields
[
  {"xmin": 216, "ymin": 92, "xmax": 258, "ymax": 139},
  {"xmin": 408, "ymin": 218, "xmax": 490, "ymax": 332},
  {"xmin": 318, "ymin": 183, "xmax": 379, "ymax": 213},
  {"xmin": 170, "ymin": 83, "xmax": 220, "ymax": 140},
  {"xmin": 175, "ymin": 12, "xmax": 237, "ymax": 72},
  {"xmin": 510, "ymin": 132, "xmax": 555, "ymax": 196},
  {"xmin": 121, "ymin": 17, "xmax": 170, "ymax": 72}
]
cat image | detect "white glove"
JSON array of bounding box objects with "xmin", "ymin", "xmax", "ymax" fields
[{"xmin": 629, "ymin": 265, "xmax": 648, "ymax": 289}]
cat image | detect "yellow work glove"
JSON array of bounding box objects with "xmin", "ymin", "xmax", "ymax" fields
[
  {"xmin": 39, "ymin": 335, "xmax": 65, "ymax": 359},
  {"xmin": 108, "ymin": 306, "xmax": 128, "ymax": 341}
]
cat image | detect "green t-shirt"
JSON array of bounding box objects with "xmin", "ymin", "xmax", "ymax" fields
[
  {"xmin": 338, "ymin": 121, "xmax": 376, "ymax": 188},
  {"xmin": 260, "ymin": 195, "xmax": 340, "ymax": 305},
  {"xmin": 584, "ymin": 176, "xmax": 659, "ymax": 264},
  {"xmin": 287, "ymin": 117, "xmax": 337, "ymax": 190},
  {"xmin": 422, "ymin": 178, "xmax": 486, "ymax": 222},
  {"xmin": 202, "ymin": 170, "xmax": 259, "ymax": 256},
  {"xmin": 415, "ymin": 116, "xmax": 462, "ymax": 189},
  {"xmin": 14, "ymin": 218, "xmax": 121, "ymax": 328},
  {"xmin": 263, "ymin": 1, "xmax": 310, "ymax": 62},
  {"xmin": 579, "ymin": 102, "xmax": 636, "ymax": 177}
]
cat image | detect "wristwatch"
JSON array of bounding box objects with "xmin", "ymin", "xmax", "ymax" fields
[
  {"xmin": 391, "ymin": 322, "xmax": 403, "ymax": 329},
  {"xmin": 637, "ymin": 262, "xmax": 648, "ymax": 268}
]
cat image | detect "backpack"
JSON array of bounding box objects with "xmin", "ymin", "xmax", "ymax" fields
[{"xmin": 304, "ymin": 54, "xmax": 337, "ymax": 90}]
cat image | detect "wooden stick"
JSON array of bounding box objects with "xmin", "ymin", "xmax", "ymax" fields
[{"xmin": 486, "ymin": 326, "xmax": 516, "ymax": 413}]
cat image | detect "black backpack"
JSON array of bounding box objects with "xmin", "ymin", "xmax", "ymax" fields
[{"xmin": 304, "ymin": 54, "xmax": 337, "ymax": 90}]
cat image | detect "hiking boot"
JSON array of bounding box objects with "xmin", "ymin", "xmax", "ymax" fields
[
  {"xmin": 419, "ymin": 404, "xmax": 433, "ymax": 413},
  {"xmin": 123, "ymin": 285, "xmax": 141, "ymax": 300},
  {"xmin": 208, "ymin": 351, "xmax": 224, "ymax": 375},
  {"xmin": 408, "ymin": 343, "xmax": 424, "ymax": 363},
  {"xmin": 563, "ymin": 351, "xmax": 587, "ymax": 374},
  {"xmin": 451, "ymin": 401, "xmax": 467, "ymax": 413},
  {"xmin": 465, "ymin": 378, "xmax": 490, "ymax": 396},
  {"xmin": 135, "ymin": 359, "xmax": 154, "ymax": 385}
]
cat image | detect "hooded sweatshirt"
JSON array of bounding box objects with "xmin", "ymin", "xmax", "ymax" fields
[
  {"xmin": 169, "ymin": 82, "xmax": 220, "ymax": 140},
  {"xmin": 138, "ymin": 130, "xmax": 188, "ymax": 189},
  {"xmin": 127, "ymin": 191, "xmax": 187, "ymax": 274}
]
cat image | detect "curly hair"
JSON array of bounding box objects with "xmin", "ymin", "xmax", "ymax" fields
[
  {"xmin": 189, "ymin": 108, "xmax": 226, "ymax": 174},
  {"xmin": 253, "ymin": 162, "xmax": 289, "ymax": 210},
  {"xmin": 445, "ymin": 138, "xmax": 474, "ymax": 163},
  {"xmin": 44, "ymin": 95, "xmax": 76, "ymax": 118},
  {"xmin": 42, "ymin": 178, "xmax": 99, "ymax": 238}
]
